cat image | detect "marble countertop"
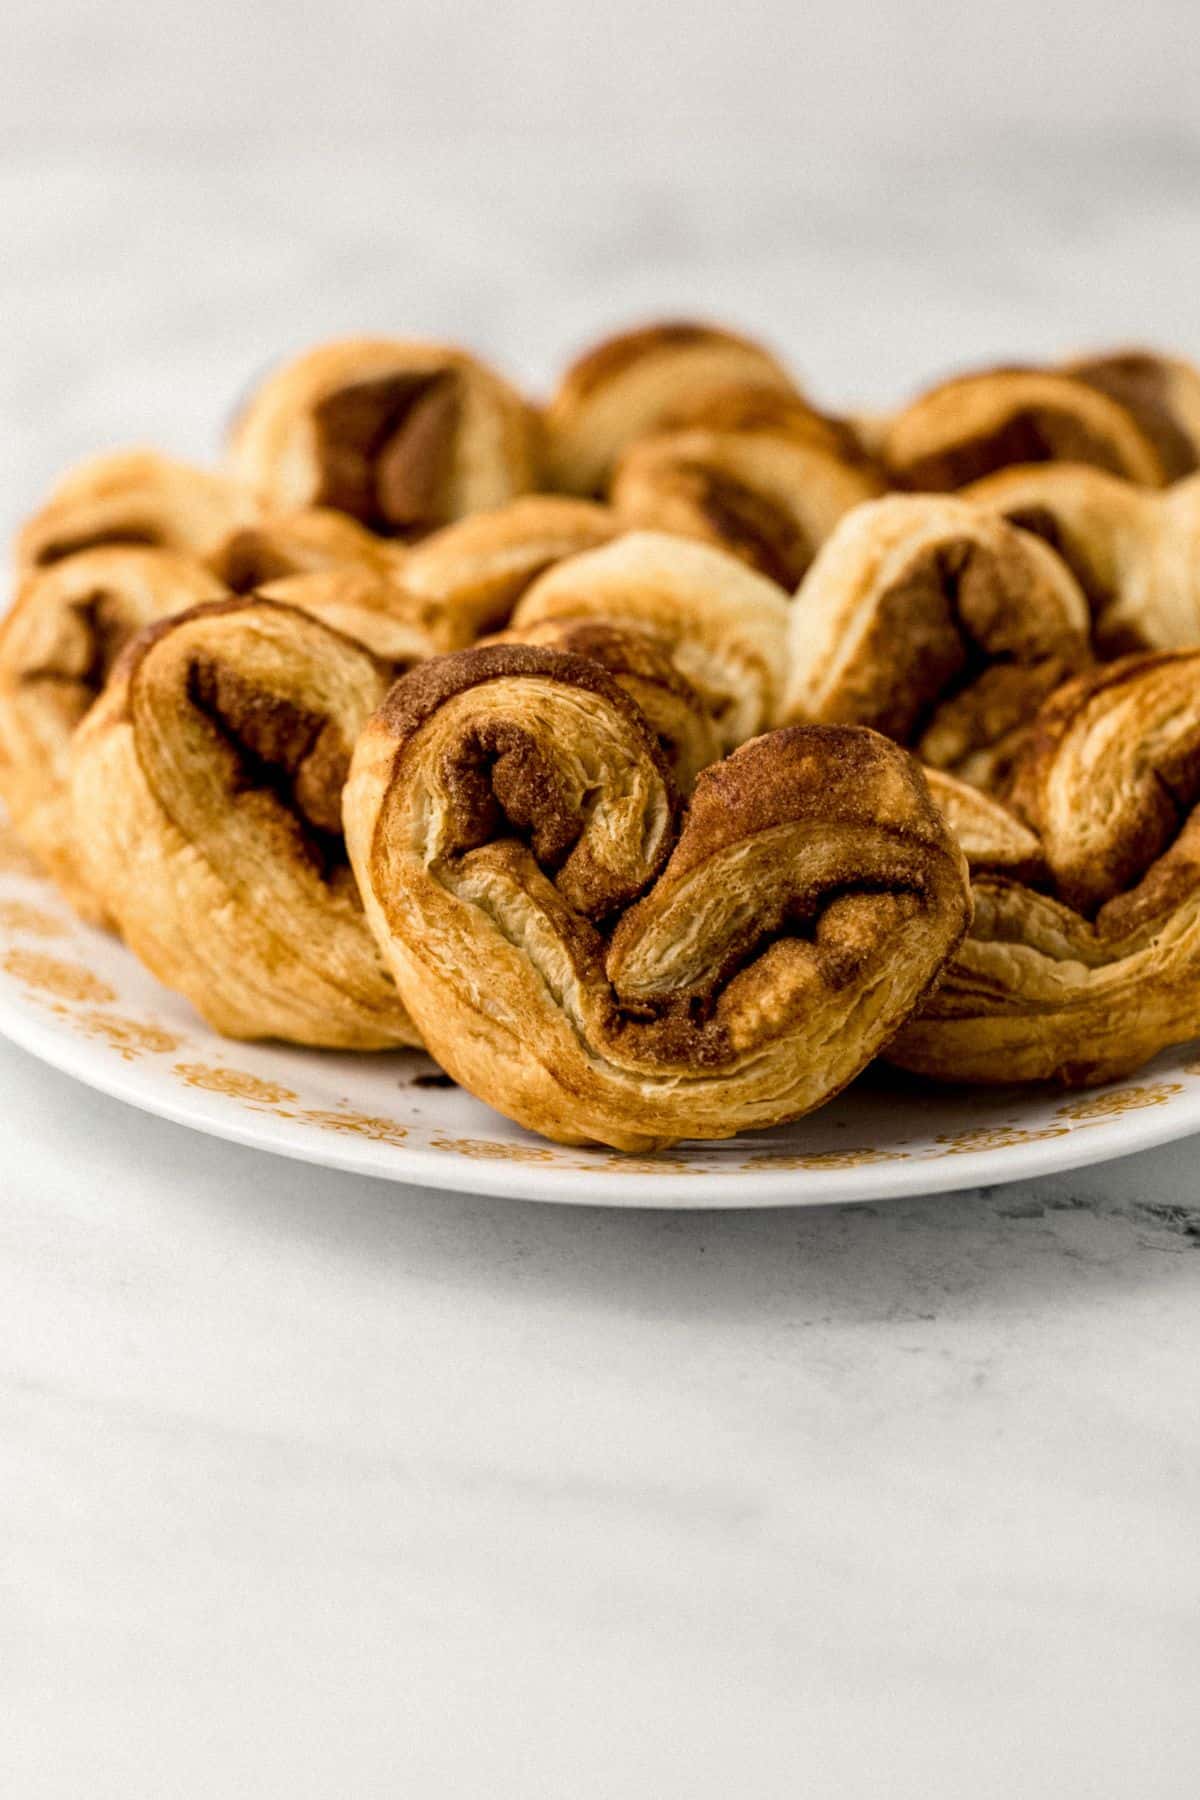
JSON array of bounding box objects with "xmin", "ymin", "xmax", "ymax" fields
[{"xmin": 4, "ymin": 118, "xmax": 1200, "ymax": 1796}]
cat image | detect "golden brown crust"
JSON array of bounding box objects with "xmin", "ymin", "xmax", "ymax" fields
[
  {"xmin": 345, "ymin": 647, "xmax": 970, "ymax": 1148},
  {"xmin": 15, "ymin": 451, "xmax": 260, "ymax": 569},
  {"xmin": 208, "ymin": 507, "xmax": 402, "ymax": 592},
  {"xmin": 69, "ymin": 597, "xmax": 418, "ymax": 1048},
  {"xmin": 1063, "ymin": 349, "xmax": 1200, "ymax": 483},
  {"xmin": 892, "ymin": 652, "xmax": 1200, "ymax": 1084},
  {"xmin": 256, "ymin": 566, "xmax": 457, "ymax": 668},
  {"xmin": 543, "ymin": 321, "xmax": 797, "ymax": 496},
  {"xmin": 610, "ymin": 423, "xmax": 884, "ymax": 588},
  {"xmin": 397, "ymin": 495, "xmax": 622, "ymax": 644},
  {"xmin": 229, "ymin": 337, "xmax": 538, "ymax": 538},
  {"xmin": 509, "ymin": 529, "xmax": 790, "ymax": 755},
  {"xmin": 964, "ymin": 463, "xmax": 1200, "ymax": 654},
  {"xmin": 0, "ymin": 547, "xmax": 227, "ymax": 919},
  {"xmin": 780, "ymin": 494, "xmax": 1093, "ymax": 789},
  {"xmin": 881, "ymin": 367, "xmax": 1170, "ymax": 491}
]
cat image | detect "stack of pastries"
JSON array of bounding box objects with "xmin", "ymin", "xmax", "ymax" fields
[{"xmin": 5, "ymin": 323, "xmax": 1200, "ymax": 1151}]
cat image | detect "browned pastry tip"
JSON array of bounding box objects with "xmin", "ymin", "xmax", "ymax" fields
[
  {"xmin": 69, "ymin": 596, "xmax": 418, "ymax": 1048},
  {"xmin": 0, "ymin": 546, "xmax": 228, "ymax": 920},
  {"xmin": 892, "ymin": 650, "xmax": 1200, "ymax": 1085},
  {"xmin": 208, "ymin": 507, "xmax": 403, "ymax": 592},
  {"xmin": 345, "ymin": 644, "xmax": 970, "ymax": 1149},
  {"xmin": 397, "ymin": 494, "xmax": 622, "ymax": 644},
  {"xmin": 257, "ymin": 566, "xmax": 457, "ymax": 668},
  {"xmin": 881, "ymin": 366, "xmax": 1170, "ymax": 492},
  {"xmin": 509, "ymin": 528, "xmax": 790, "ymax": 755},
  {"xmin": 1062, "ymin": 348, "xmax": 1200, "ymax": 483},
  {"xmin": 15, "ymin": 451, "xmax": 260, "ymax": 570},
  {"xmin": 610, "ymin": 420, "xmax": 885, "ymax": 589},
  {"xmin": 964, "ymin": 463, "xmax": 1200, "ymax": 654},
  {"xmin": 228, "ymin": 337, "xmax": 538, "ymax": 539},
  {"xmin": 543, "ymin": 320, "xmax": 798, "ymax": 496}
]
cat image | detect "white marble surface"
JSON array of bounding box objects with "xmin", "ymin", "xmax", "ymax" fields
[{"xmin": 5, "ymin": 20, "xmax": 1200, "ymax": 1787}]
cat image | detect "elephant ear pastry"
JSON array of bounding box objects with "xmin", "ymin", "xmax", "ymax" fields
[
  {"xmin": 781, "ymin": 494, "xmax": 1092, "ymax": 789},
  {"xmin": 397, "ymin": 495, "xmax": 621, "ymax": 644},
  {"xmin": 69, "ymin": 597, "xmax": 418, "ymax": 1048},
  {"xmin": 892, "ymin": 652, "xmax": 1200, "ymax": 1085},
  {"xmin": 344, "ymin": 643, "xmax": 971, "ymax": 1149},
  {"xmin": 881, "ymin": 366, "xmax": 1170, "ymax": 491},
  {"xmin": 1063, "ymin": 349, "xmax": 1200, "ymax": 483},
  {"xmin": 228, "ymin": 337, "xmax": 538, "ymax": 538},
  {"xmin": 543, "ymin": 321, "xmax": 797, "ymax": 496},
  {"xmin": 209, "ymin": 507, "xmax": 402, "ymax": 591},
  {"xmin": 15, "ymin": 451, "xmax": 259, "ymax": 569},
  {"xmin": 965, "ymin": 463, "xmax": 1200, "ymax": 654},
  {"xmin": 509, "ymin": 530, "xmax": 790, "ymax": 753},
  {"xmin": 0, "ymin": 546, "xmax": 227, "ymax": 919},
  {"xmin": 610, "ymin": 415, "xmax": 884, "ymax": 589},
  {"xmin": 257, "ymin": 567, "xmax": 457, "ymax": 669}
]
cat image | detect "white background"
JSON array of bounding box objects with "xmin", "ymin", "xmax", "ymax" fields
[{"xmin": 4, "ymin": 4, "xmax": 1200, "ymax": 1795}]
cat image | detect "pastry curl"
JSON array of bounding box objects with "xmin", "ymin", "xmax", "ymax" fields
[
  {"xmin": 16, "ymin": 451, "xmax": 259, "ymax": 569},
  {"xmin": 1063, "ymin": 349, "xmax": 1200, "ymax": 483},
  {"xmin": 69, "ymin": 598, "xmax": 417, "ymax": 1048},
  {"xmin": 780, "ymin": 495, "xmax": 1092, "ymax": 788},
  {"xmin": 964, "ymin": 464, "xmax": 1200, "ymax": 654},
  {"xmin": 209, "ymin": 507, "xmax": 402, "ymax": 592},
  {"xmin": 881, "ymin": 366, "xmax": 1171, "ymax": 492},
  {"xmin": 508, "ymin": 530, "xmax": 790, "ymax": 753},
  {"xmin": 257, "ymin": 567, "xmax": 456, "ymax": 668},
  {"xmin": 229, "ymin": 337, "xmax": 538, "ymax": 537},
  {"xmin": 543, "ymin": 321, "xmax": 797, "ymax": 496},
  {"xmin": 892, "ymin": 653, "xmax": 1200, "ymax": 1084},
  {"xmin": 345, "ymin": 644, "xmax": 970, "ymax": 1149},
  {"xmin": 610, "ymin": 418, "xmax": 884, "ymax": 588},
  {"xmin": 0, "ymin": 547, "xmax": 226, "ymax": 918},
  {"xmin": 397, "ymin": 495, "xmax": 621, "ymax": 644}
]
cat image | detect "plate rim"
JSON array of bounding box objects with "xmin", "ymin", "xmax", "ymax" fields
[{"xmin": 3, "ymin": 980, "xmax": 1197, "ymax": 1207}]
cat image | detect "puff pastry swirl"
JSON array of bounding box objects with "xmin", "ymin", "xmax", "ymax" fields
[
  {"xmin": 345, "ymin": 644, "xmax": 971, "ymax": 1149},
  {"xmin": 230, "ymin": 337, "xmax": 538, "ymax": 538},
  {"xmin": 0, "ymin": 546, "xmax": 226, "ymax": 918},
  {"xmin": 891, "ymin": 653, "xmax": 1200, "ymax": 1084},
  {"xmin": 70, "ymin": 597, "xmax": 418, "ymax": 1047},
  {"xmin": 780, "ymin": 495, "xmax": 1092, "ymax": 788},
  {"xmin": 16, "ymin": 451, "xmax": 259, "ymax": 570}
]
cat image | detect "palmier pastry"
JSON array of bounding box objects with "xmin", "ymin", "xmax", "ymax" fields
[
  {"xmin": 509, "ymin": 530, "xmax": 790, "ymax": 753},
  {"xmin": 0, "ymin": 547, "xmax": 226, "ymax": 918},
  {"xmin": 70, "ymin": 598, "xmax": 417, "ymax": 1048},
  {"xmin": 880, "ymin": 366, "xmax": 1171, "ymax": 491},
  {"xmin": 891, "ymin": 653, "xmax": 1200, "ymax": 1085},
  {"xmin": 543, "ymin": 321, "xmax": 797, "ymax": 496},
  {"xmin": 964, "ymin": 464, "xmax": 1200, "ymax": 654},
  {"xmin": 16, "ymin": 450, "xmax": 260, "ymax": 570},
  {"xmin": 229, "ymin": 337, "xmax": 538, "ymax": 538},
  {"xmin": 257, "ymin": 567, "xmax": 456, "ymax": 668},
  {"xmin": 344, "ymin": 644, "xmax": 971, "ymax": 1149},
  {"xmin": 398, "ymin": 495, "xmax": 621, "ymax": 644},
  {"xmin": 610, "ymin": 417, "xmax": 884, "ymax": 588},
  {"xmin": 1062, "ymin": 349, "xmax": 1200, "ymax": 483},
  {"xmin": 209, "ymin": 507, "xmax": 402, "ymax": 592},
  {"xmin": 780, "ymin": 495, "xmax": 1092, "ymax": 788}
]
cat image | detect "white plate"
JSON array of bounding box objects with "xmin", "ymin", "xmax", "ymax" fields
[{"xmin": 2, "ymin": 813, "xmax": 1199, "ymax": 1206}]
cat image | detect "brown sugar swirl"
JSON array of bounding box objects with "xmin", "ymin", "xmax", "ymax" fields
[
  {"xmin": 891, "ymin": 652, "xmax": 1200, "ymax": 1085},
  {"xmin": 344, "ymin": 643, "xmax": 971, "ymax": 1149},
  {"xmin": 69, "ymin": 597, "xmax": 419, "ymax": 1048}
]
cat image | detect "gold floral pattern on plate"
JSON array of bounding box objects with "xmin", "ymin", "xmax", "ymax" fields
[
  {"xmin": 291, "ymin": 1108, "xmax": 409, "ymax": 1145},
  {"xmin": 739, "ymin": 1146, "xmax": 909, "ymax": 1171},
  {"xmin": 934, "ymin": 1124, "xmax": 1071, "ymax": 1155},
  {"xmin": 172, "ymin": 1062, "xmax": 299, "ymax": 1106},
  {"xmin": 61, "ymin": 1009, "xmax": 181, "ymax": 1060},
  {"xmin": 1055, "ymin": 1082, "xmax": 1183, "ymax": 1122},
  {"xmin": 1, "ymin": 948, "xmax": 116, "ymax": 1005},
  {"xmin": 428, "ymin": 1135, "xmax": 559, "ymax": 1165},
  {"xmin": 0, "ymin": 899, "xmax": 68, "ymax": 938}
]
